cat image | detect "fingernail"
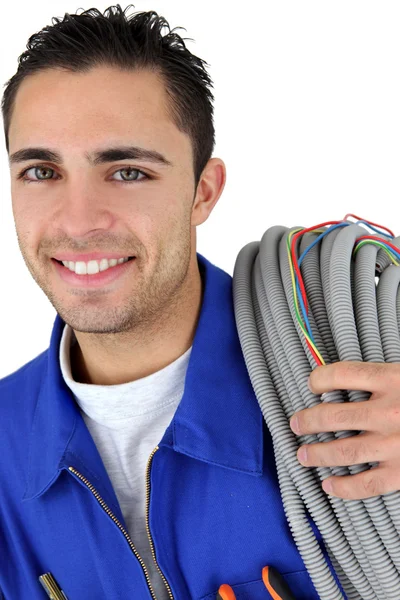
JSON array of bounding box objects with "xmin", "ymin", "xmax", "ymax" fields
[
  {"xmin": 323, "ymin": 479, "xmax": 333, "ymax": 494},
  {"xmin": 290, "ymin": 416, "xmax": 300, "ymax": 434},
  {"xmin": 298, "ymin": 446, "xmax": 308, "ymax": 465}
]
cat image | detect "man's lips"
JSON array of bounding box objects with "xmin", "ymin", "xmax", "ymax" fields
[
  {"xmin": 52, "ymin": 256, "xmax": 136, "ymax": 288},
  {"xmin": 52, "ymin": 252, "xmax": 136, "ymax": 262}
]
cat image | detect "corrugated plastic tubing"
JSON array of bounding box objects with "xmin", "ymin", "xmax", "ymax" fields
[{"xmin": 232, "ymin": 223, "xmax": 400, "ymax": 600}]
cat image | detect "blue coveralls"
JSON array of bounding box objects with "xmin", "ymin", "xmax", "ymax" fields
[{"xmin": 0, "ymin": 253, "xmax": 343, "ymax": 599}]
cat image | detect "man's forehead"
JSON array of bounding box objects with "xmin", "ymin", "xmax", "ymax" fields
[
  {"xmin": 8, "ymin": 68, "xmax": 192, "ymax": 166},
  {"xmin": 11, "ymin": 66, "xmax": 169, "ymax": 130}
]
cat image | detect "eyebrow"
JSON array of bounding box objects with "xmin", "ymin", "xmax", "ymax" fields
[{"xmin": 8, "ymin": 145, "xmax": 173, "ymax": 168}]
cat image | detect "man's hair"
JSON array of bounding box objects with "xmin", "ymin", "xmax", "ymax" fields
[{"xmin": 1, "ymin": 4, "xmax": 216, "ymax": 189}]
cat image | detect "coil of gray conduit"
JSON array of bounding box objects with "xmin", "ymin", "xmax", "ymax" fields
[{"xmin": 232, "ymin": 223, "xmax": 400, "ymax": 600}]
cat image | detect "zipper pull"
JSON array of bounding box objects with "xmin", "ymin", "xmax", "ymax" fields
[{"xmin": 39, "ymin": 573, "xmax": 69, "ymax": 599}]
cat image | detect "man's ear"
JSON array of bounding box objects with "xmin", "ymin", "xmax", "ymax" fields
[{"xmin": 191, "ymin": 158, "xmax": 226, "ymax": 227}]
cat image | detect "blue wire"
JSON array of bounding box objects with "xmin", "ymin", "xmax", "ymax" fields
[
  {"xmin": 358, "ymin": 242, "xmax": 400, "ymax": 260},
  {"xmin": 295, "ymin": 279, "xmax": 316, "ymax": 344},
  {"xmin": 298, "ymin": 222, "xmax": 349, "ymax": 268},
  {"xmin": 353, "ymin": 237, "xmax": 400, "ymax": 260},
  {"xmin": 295, "ymin": 223, "xmax": 348, "ymax": 344},
  {"xmin": 354, "ymin": 220, "xmax": 394, "ymax": 238},
  {"xmin": 298, "ymin": 221, "xmax": 396, "ymax": 269},
  {"xmin": 294, "ymin": 220, "xmax": 397, "ymax": 344}
]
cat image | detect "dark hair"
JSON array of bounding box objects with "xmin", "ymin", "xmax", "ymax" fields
[{"xmin": 1, "ymin": 4, "xmax": 216, "ymax": 189}]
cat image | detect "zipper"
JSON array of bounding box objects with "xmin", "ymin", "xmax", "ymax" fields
[
  {"xmin": 68, "ymin": 445, "xmax": 173, "ymax": 600},
  {"xmin": 145, "ymin": 447, "xmax": 174, "ymax": 599}
]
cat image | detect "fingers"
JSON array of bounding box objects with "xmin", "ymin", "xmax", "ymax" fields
[
  {"xmin": 308, "ymin": 362, "xmax": 400, "ymax": 395},
  {"xmin": 321, "ymin": 466, "xmax": 397, "ymax": 500},
  {"xmin": 290, "ymin": 401, "xmax": 372, "ymax": 435},
  {"xmin": 290, "ymin": 396, "xmax": 400, "ymax": 436},
  {"xmin": 296, "ymin": 432, "xmax": 389, "ymax": 467},
  {"xmin": 288, "ymin": 361, "xmax": 400, "ymax": 500}
]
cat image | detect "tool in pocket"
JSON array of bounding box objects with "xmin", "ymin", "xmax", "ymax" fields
[{"xmin": 216, "ymin": 565, "xmax": 296, "ymax": 600}]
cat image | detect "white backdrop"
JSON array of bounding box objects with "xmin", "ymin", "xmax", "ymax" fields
[{"xmin": 1, "ymin": 1, "xmax": 399, "ymax": 378}]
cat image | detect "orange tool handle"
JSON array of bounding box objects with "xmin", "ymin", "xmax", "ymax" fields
[
  {"xmin": 262, "ymin": 566, "xmax": 296, "ymax": 600},
  {"xmin": 216, "ymin": 583, "xmax": 237, "ymax": 600}
]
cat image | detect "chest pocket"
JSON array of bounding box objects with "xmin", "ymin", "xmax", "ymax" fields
[{"xmin": 199, "ymin": 569, "xmax": 316, "ymax": 600}]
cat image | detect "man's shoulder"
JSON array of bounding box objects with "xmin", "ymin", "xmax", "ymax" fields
[{"xmin": 0, "ymin": 350, "xmax": 48, "ymax": 411}]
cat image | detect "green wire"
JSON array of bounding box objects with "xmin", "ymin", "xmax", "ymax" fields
[
  {"xmin": 353, "ymin": 239, "xmax": 400, "ymax": 266},
  {"xmin": 286, "ymin": 230, "xmax": 319, "ymax": 348}
]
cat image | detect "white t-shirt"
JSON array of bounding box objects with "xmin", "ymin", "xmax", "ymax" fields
[{"xmin": 59, "ymin": 323, "xmax": 192, "ymax": 599}]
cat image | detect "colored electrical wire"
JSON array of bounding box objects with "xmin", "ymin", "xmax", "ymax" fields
[
  {"xmin": 233, "ymin": 216, "xmax": 400, "ymax": 600},
  {"xmin": 287, "ymin": 218, "xmax": 400, "ymax": 366},
  {"xmin": 343, "ymin": 213, "xmax": 395, "ymax": 237}
]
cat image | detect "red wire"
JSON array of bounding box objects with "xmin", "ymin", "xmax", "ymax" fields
[
  {"xmin": 291, "ymin": 221, "xmax": 395, "ymax": 313},
  {"xmin": 307, "ymin": 339, "xmax": 322, "ymax": 365},
  {"xmin": 355, "ymin": 235, "xmax": 400, "ymax": 254},
  {"xmin": 290, "ymin": 217, "xmax": 396, "ymax": 368},
  {"xmin": 343, "ymin": 214, "xmax": 394, "ymax": 238},
  {"xmin": 291, "ymin": 221, "xmax": 341, "ymax": 314}
]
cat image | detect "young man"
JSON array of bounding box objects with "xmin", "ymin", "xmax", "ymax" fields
[{"xmin": 2, "ymin": 5, "xmax": 400, "ymax": 600}]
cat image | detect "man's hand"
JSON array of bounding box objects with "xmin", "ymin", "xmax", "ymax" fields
[{"xmin": 289, "ymin": 362, "xmax": 400, "ymax": 500}]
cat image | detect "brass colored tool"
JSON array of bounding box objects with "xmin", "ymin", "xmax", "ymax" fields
[{"xmin": 38, "ymin": 572, "xmax": 69, "ymax": 600}]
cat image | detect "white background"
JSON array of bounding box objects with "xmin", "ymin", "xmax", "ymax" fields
[{"xmin": 1, "ymin": 1, "xmax": 399, "ymax": 378}]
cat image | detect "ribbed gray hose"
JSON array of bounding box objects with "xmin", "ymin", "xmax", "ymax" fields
[{"xmin": 232, "ymin": 223, "xmax": 400, "ymax": 600}]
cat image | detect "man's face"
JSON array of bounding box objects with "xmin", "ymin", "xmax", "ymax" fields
[{"xmin": 8, "ymin": 66, "xmax": 198, "ymax": 334}]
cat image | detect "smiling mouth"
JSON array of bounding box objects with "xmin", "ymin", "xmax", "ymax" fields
[
  {"xmin": 51, "ymin": 255, "xmax": 137, "ymax": 286},
  {"xmin": 53, "ymin": 257, "xmax": 135, "ymax": 266}
]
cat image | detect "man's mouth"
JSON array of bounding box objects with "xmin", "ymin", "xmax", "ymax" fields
[{"xmin": 53, "ymin": 256, "xmax": 135, "ymax": 275}]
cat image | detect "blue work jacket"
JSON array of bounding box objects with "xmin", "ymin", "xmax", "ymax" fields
[{"xmin": 0, "ymin": 253, "xmax": 343, "ymax": 600}]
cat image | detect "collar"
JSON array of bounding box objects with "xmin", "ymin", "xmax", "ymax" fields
[{"xmin": 23, "ymin": 253, "xmax": 264, "ymax": 502}]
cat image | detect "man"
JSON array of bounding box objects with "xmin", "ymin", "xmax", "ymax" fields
[{"xmin": 1, "ymin": 5, "xmax": 400, "ymax": 600}]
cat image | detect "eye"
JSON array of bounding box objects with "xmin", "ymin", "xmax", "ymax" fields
[
  {"xmin": 112, "ymin": 167, "xmax": 149, "ymax": 183},
  {"xmin": 17, "ymin": 165, "xmax": 151, "ymax": 184},
  {"xmin": 18, "ymin": 165, "xmax": 57, "ymax": 183}
]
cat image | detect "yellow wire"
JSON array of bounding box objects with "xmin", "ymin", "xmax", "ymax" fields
[
  {"xmin": 354, "ymin": 240, "xmax": 400, "ymax": 266},
  {"xmin": 288, "ymin": 226, "xmax": 400, "ymax": 367},
  {"xmin": 287, "ymin": 229, "xmax": 325, "ymax": 365}
]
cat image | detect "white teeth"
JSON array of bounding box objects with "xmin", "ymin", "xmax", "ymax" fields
[{"xmin": 61, "ymin": 257, "xmax": 131, "ymax": 275}]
